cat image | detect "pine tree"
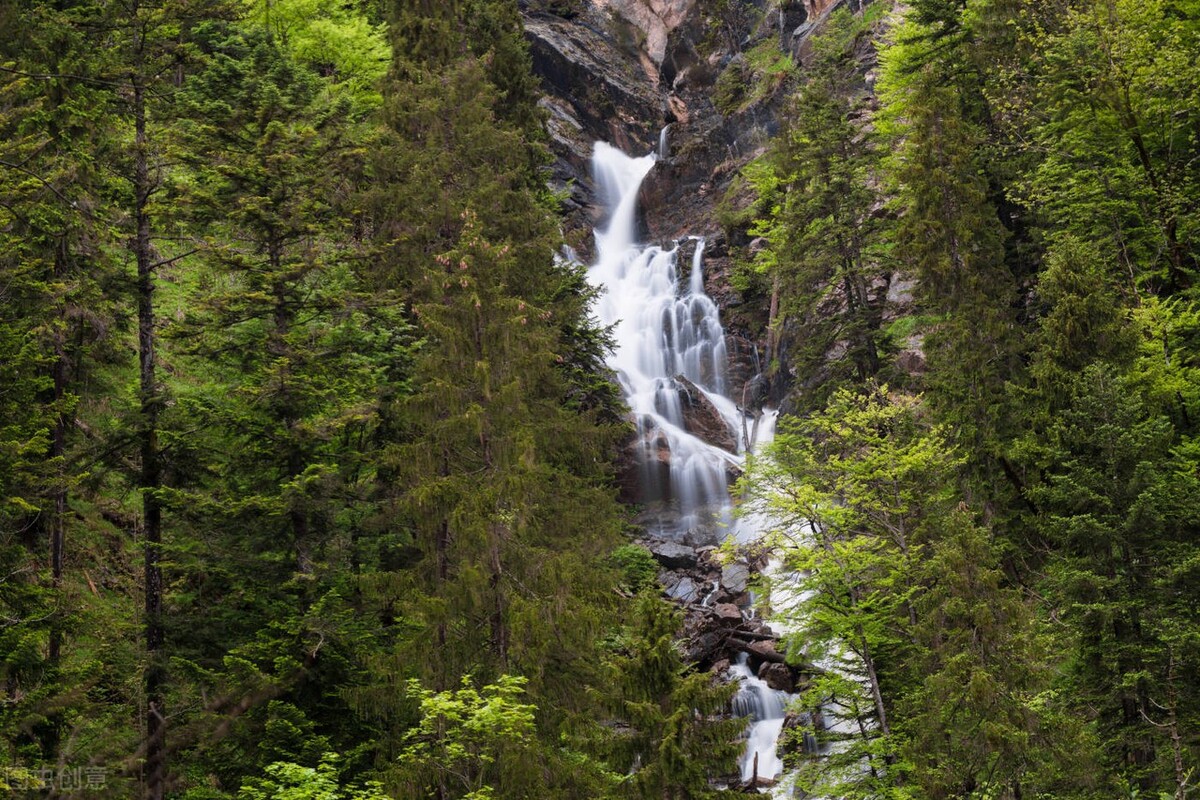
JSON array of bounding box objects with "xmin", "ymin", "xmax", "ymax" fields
[
  {"xmin": 0, "ymin": 0, "xmax": 124, "ymax": 761},
  {"xmin": 760, "ymin": 8, "xmax": 891, "ymax": 405},
  {"xmin": 150, "ymin": 15, "xmax": 414, "ymax": 792}
]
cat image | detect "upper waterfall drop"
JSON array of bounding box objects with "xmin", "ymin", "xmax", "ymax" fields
[{"xmin": 587, "ymin": 142, "xmax": 742, "ymax": 535}]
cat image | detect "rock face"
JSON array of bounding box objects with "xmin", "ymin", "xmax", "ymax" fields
[
  {"xmin": 674, "ymin": 376, "xmax": 737, "ymax": 452},
  {"xmin": 524, "ymin": 14, "xmax": 664, "ymax": 156},
  {"xmin": 597, "ymin": 0, "xmax": 697, "ymax": 65}
]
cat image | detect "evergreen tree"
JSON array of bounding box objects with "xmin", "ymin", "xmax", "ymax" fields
[
  {"xmin": 596, "ymin": 593, "xmax": 743, "ymax": 799},
  {"xmin": 153, "ymin": 15, "xmax": 413, "ymax": 793},
  {"xmin": 0, "ymin": 0, "xmax": 126, "ymax": 764},
  {"xmin": 758, "ymin": 8, "xmax": 891, "ymax": 405},
  {"xmin": 357, "ymin": 2, "xmax": 627, "ymax": 795}
]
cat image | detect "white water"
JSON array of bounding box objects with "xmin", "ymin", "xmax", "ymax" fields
[
  {"xmin": 731, "ymin": 653, "xmax": 788, "ymax": 783},
  {"xmin": 588, "ymin": 142, "xmax": 744, "ymax": 533},
  {"xmin": 586, "ymin": 142, "xmax": 797, "ymax": 789}
]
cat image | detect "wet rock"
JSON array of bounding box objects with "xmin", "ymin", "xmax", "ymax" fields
[
  {"xmin": 647, "ymin": 540, "xmax": 699, "ymax": 569},
  {"xmin": 721, "ymin": 563, "xmax": 750, "ymax": 594},
  {"xmin": 674, "ymin": 376, "xmax": 737, "ymax": 452},
  {"xmin": 757, "ymin": 662, "xmax": 794, "ymax": 692},
  {"xmin": 616, "ymin": 423, "xmax": 672, "ymax": 504},
  {"xmin": 711, "ymin": 657, "xmax": 731, "ymax": 675},
  {"xmin": 686, "ymin": 629, "xmax": 725, "ymax": 664},
  {"xmin": 724, "ymin": 334, "xmax": 762, "ymax": 408}
]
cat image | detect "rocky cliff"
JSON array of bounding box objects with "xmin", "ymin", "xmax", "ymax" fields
[{"xmin": 521, "ymin": 0, "xmax": 878, "ymax": 379}]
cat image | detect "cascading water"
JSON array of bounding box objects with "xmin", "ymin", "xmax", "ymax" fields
[
  {"xmin": 586, "ymin": 142, "xmax": 796, "ymax": 789},
  {"xmin": 588, "ymin": 142, "xmax": 742, "ymax": 535},
  {"xmin": 731, "ymin": 654, "xmax": 788, "ymax": 784}
]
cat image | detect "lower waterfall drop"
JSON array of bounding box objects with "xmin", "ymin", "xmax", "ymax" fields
[
  {"xmin": 731, "ymin": 654, "xmax": 788, "ymax": 784},
  {"xmin": 586, "ymin": 141, "xmax": 794, "ymax": 791}
]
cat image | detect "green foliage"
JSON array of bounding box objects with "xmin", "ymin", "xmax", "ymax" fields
[
  {"xmin": 594, "ymin": 593, "xmax": 743, "ymax": 799},
  {"xmin": 744, "ymin": 387, "xmax": 1070, "ymax": 797},
  {"xmin": 611, "ymin": 544, "xmax": 659, "ymax": 593},
  {"xmin": 241, "ymin": 0, "xmax": 390, "ymax": 111},
  {"xmin": 713, "ymin": 59, "xmax": 750, "ymax": 116},
  {"xmin": 238, "ymin": 753, "xmax": 388, "ymax": 800},
  {"xmin": 525, "ymin": 0, "xmax": 585, "ymax": 18},
  {"xmin": 714, "ymin": 38, "xmax": 794, "ymax": 117},
  {"xmin": 1013, "ymin": 0, "xmax": 1200, "ymax": 295},
  {"xmin": 394, "ymin": 675, "xmax": 537, "ymax": 799}
]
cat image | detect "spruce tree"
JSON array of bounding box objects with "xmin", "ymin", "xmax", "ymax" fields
[{"xmin": 356, "ymin": 2, "xmax": 627, "ymax": 795}]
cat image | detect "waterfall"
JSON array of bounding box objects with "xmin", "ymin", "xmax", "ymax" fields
[
  {"xmin": 731, "ymin": 654, "xmax": 788, "ymax": 783},
  {"xmin": 588, "ymin": 142, "xmax": 742, "ymax": 535},
  {"xmin": 587, "ymin": 141, "xmax": 798, "ymax": 790}
]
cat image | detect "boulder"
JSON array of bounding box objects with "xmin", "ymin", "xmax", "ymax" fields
[
  {"xmin": 646, "ymin": 540, "xmax": 698, "ymax": 569},
  {"xmin": 902, "ymin": 343, "xmax": 926, "ymax": 376},
  {"xmin": 721, "ymin": 562, "xmax": 749, "ymax": 594},
  {"xmin": 685, "ymin": 629, "xmax": 725, "ymax": 664},
  {"xmin": 713, "ymin": 603, "xmax": 742, "ymax": 625},
  {"xmin": 665, "ymin": 575, "xmax": 701, "ymax": 603},
  {"xmin": 674, "ymin": 376, "xmax": 737, "ymax": 452},
  {"xmin": 757, "ymin": 662, "xmax": 794, "ymax": 692}
]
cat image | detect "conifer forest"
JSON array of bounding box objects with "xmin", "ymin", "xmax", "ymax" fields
[{"xmin": 1, "ymin": 0, "xmax": 1198, "ymax": 797}]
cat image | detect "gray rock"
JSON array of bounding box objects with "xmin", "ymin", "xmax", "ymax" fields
[
  {"xmin": 721, "ymin": 562, "xmax": 749, "ymax": 594},
  {"xmin": 647, "ymin": 540, "xmax": 699, "ymax": 569},
  {"xmin": 666, "ymin": 576, "xmax": 701, "ymax": 603}
]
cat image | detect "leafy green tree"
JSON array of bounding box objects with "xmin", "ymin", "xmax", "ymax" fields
[
  {"xmin": 365, "ymin": 0, "xmax": 624, "ymax": 707},
  {"xmin": 241, "ymin": 0, "xmax": 390, "ymax": 111},
  {"xmin": 238, "ymin": 753, "xmax": 388, "ymax": 800},
  {"xmin": 394, "ymin": 674, "xmax": 538, "ymax": 799},
  {"xmin": 745, "ymin": 387, "xmax": 1065, "ymax": 798},
  {"xmin": 1015, "ymin": 0, "xmax": 1200, "ymax": 295}
]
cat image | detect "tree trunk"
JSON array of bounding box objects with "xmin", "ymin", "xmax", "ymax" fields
[
  {"xmin": 48, "ymin": 245, "xmax": 67, "ymax": 666},
  {"xmin": 488, "ymin": 528, "xmax": 508, "ymax": 667},
  {"xmin": 133, "ymin": 26, "xmax": 166, "ymax": 796}
]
